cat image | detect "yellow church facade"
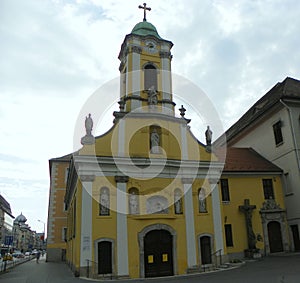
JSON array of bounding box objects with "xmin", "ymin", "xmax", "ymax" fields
[{"xmin": 48, "ymin": 10, "xmax": 291, "ymax": 279}]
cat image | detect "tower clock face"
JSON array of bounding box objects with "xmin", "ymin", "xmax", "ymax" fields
[{"xmin": 144, "ymin": 40, "xmax": 157, "ymax": 53}]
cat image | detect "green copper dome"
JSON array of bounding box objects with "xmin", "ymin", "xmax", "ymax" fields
[{"xmin": 131, "ymin": 21, "xmax": 162, "ymax": 39}]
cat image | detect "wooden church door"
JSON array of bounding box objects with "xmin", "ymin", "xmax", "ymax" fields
[
  {"xmin": 98, "ymin": 241, "xmax": 112, "ymax": 274},
  {"xmin": 291, "ymin": 225, "xmax": 300, "ymax": 251},
  {"xmin": 200, "ymin": 236, "xmax": 212, "ymax": 265},
  {"xmin": 144, "ymin": 230, "xmax": 173, "ymax": 277},
  {"xmin": 268, "ymin": 221, "xmax": 283, "ymax": 253}
]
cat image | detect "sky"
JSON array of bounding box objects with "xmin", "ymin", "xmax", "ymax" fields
[{"xmin": 1, "ymin": 0, "xmax": 300, "ymax": 233}]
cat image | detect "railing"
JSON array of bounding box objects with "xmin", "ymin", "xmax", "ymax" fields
[
  {"xmin": 86, "ymin": 259, "xmax": 96, "ymax": 278},
  {"xmin": 211, "ymin": 249, "xmax": 223, "ymax": 267},
  {"xmin": 0, "ymin": 256, "xmax": 32, "ymax": 273}
]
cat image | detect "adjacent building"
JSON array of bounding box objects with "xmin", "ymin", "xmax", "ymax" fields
[
  {"xmin": 13, "ymin": 213, "xmax": 39, "ymax": 252},
  {"xmin": 46, "ymin": 154, "xmax": 71, "ymax": 261},
  {"xmin": 0, "ymin": 195, "xmax": 14, "ymax": 254},
  {"xmin": 219, "ymin": 148, "xmax": 289, "ymax": 257},
  {"xmin": 216, "ymin": 77, "xmax": 300, "ymax": 252}
]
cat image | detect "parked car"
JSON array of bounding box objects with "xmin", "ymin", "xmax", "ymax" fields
[
  {"xmin": 24, "ymin": 251, "xmax": 30, "ymax": 256},
  {"xmin": 31, "ymin": 250, "xmax": 38, "ymax": 255},
  {"xmin": 12, "ymin": 252, "xmax": 24, "ymax": 258}
]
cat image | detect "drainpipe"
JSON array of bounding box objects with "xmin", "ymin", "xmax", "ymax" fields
[{"xmin": 279, "ymin": 99, "xmax": 300, "ymax": 169}]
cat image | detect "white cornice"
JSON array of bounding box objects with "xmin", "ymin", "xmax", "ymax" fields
[{"xmin": 73, "ymin": 155, "xmax": 224, "ymax": 180}]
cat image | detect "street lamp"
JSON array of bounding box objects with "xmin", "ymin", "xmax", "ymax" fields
[{"xmin": 37, "ymin": 219, "xmax": 45, "ymax": 248}]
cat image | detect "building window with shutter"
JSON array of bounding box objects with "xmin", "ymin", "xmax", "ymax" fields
[
  {"xmin": 62, "ymin": 227, "xmax": 67, "ymax": 242},
  {"xmin": 262, "ymin": 179, "xmax": 275, "ymax": 200},
  {"xmin": 220, "ymin": 179, "xmax": 230, "ymax": 202},
  {"xmin": 273, "ymin": 121, "xmax": 283, "ymax": 146},
  {"xmin": 225, "ymin": 224, "xmax": 234, "ymax": 247}
]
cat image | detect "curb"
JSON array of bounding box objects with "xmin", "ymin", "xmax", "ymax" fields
[{"xmin": 79, "ymin": 262, "xmax": 246, "ymax": 282}]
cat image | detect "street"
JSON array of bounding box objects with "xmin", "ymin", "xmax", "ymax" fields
[{"xmin": 0, "ymin": 253, "xmax": 299, "ymax": 283}]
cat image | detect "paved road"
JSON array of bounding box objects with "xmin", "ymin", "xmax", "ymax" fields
[{"xmin": 0, "ymin": 253, "xmax": 299, "ymax": 283}]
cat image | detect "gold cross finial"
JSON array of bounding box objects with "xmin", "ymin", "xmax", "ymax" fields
[{"xmin": 138, "ymin": 3, "xmax": 151, "ymax": 22}]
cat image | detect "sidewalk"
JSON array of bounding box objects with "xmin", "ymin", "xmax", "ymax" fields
[
  {"xmin": 0, "ymin": 255, "xmax": 82, "ymax": 283},
  {"xmin": 1, "ymin": 253, "xmax": 300, "ymax": 283}
]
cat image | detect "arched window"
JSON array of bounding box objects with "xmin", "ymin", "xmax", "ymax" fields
[
  {"xmin": 174, "ymin": 188, "xmax": 183, "ymax": 214},
  {"xmin": 144, "ymin": 64, "xmax": 157, "ymax": 90},
  {"xmin": 99, "ymin": 187, "xmax": 110, "ymax": 216},
  {"xmin": 128, "ymin": 188, "xmax": 139, "ymax": 215},
  {"xmin": 198, "ymin": 188, "xmax": 207, "ymax": 213}
]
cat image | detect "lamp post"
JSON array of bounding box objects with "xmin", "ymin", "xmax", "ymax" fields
[{"xmin": 37, "ymin": 219, "xmax": 45, "ymax": 249}]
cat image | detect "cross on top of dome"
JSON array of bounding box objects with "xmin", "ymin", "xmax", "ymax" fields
[{"xmin": 138, "ymin": 3, "xmax": 151, "ymax": 21}]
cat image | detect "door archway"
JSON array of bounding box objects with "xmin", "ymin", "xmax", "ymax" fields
[
  {"xmin": 138, "ymin": 224, "xmax": 177, "ymax": 278},
  {"xmin": 268, "ymin": 221, "xmax": 283, "ymax": 253},
  {"xmin": 144, "ymin": 230, "xmax": 173, "ymax": 277},
  {"xmin": 97, "ymin": 241, "xmax": 112, "ymax": 274},
  {"xmin": 200, "ymin": 235, "xmax": 212, "ymax": 265}
]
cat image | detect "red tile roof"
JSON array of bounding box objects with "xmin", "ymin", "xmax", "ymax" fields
[{"xmin": 217, "ymin": 147, "xmax": 282, "ymax": 172}]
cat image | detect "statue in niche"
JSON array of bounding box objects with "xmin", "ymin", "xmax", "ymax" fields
[
  {"xmin": 129, "ymin": 191, "xmax": 139, "ymax": 215},
  {"xmin": 147, "ymin": 85, "xmax": 158, "ymax": 108},
  {"xmin": 99, "ymin": 188, "xmax": 110, "ymax": 215},
  {"xmin": 150, "ymin": 128, "xmax": 160, "ymax": 154},
  {"xmin": 199, "ymin": 188, "xmax": 207, "ymax": 213},
  {"xmin": 174, "ymin": 189, "xmax": 183, "ymax": 214},
  {"xmin": 85, "ymin": 113, "xmax": 93, "ymax": 136}
]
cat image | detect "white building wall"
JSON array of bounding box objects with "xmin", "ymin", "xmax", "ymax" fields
[{"xmin": 231, "ymin": 106, "xmax": 300, "ymax": 224}]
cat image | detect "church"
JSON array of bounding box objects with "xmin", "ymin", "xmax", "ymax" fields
[{"xmin": 47, "ymin": 4, "xmax": 291, "ymax": 279}]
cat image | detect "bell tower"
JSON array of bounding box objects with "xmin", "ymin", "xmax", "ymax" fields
[{"xmin": 118, "ymin": 4, "xmax": 174, "ymax": 114}]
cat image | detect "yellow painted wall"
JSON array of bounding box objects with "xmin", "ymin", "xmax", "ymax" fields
[
  {"xmin": 48, "ymin": 162, "xmax": 68, "ymax": 251},
  {"xmin": 221, "ymin": 175, "xmax": 285, "ymax": 255},
  {"xmin": 88, "ymin": 176, "xmax": 218, "ymax": 277},
  {"xmin": 92, "ymin": 176, "xmax": 117, "ymax": 262},
  {"xmin": 80, "ymin": 117, "xmax": 213, "ymax": 163},
  {"xmin": 66, "ymin": 182, "xmax": 82, "ymax": 271}
]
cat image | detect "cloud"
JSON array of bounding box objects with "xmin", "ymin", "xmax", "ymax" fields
[{"xmin": 1, "ymin": 0, "xmax": 300, "ymax": 230}]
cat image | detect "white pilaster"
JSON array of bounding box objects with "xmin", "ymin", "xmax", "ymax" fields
[
  {"xmin": 125, "ymin": 54, "xmax": 129, "ymax": 98},
  {"xmin": 131, "ymin": 52, "xmax": 141, "ymax": 110},
  {"xmin": 181, "ymin": 124, "xmax": 197, "ymax": 268},
  {"xmin": 161, "ymin": 58, "xmax": 171, "ymax": 101},
  {"xmin": 183, "ymin": 181, "xmax": 197, "ymax": 268},
  {"xmin": 180, "ymin": 124, "xmax": 188, "ymax": 160},
  {"xmin": 80, "ymin": 179, "xmax": 93, "ymax": 267},
  {"xmin": 211, "ymin": 181, "xmax": 224, "ymax": 254},
  {"xmin": 118, "ymin": 119, "xmax": 125, "ymax": 157},
  {"xmin": 116, "ymin": 177, "xmax": 129, "ymax": 277}
]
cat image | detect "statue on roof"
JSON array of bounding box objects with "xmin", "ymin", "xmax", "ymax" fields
[
  {"xmin": 85, "ymin": 113, "xmax": 93, "ymax": 136},
  {"xmin": 81, "ymin": 113, "xmax": 95, "ymax": 145},
  {"xmin": 205, "ymin": 126, "xmax": 212, "ymax": 152}
]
